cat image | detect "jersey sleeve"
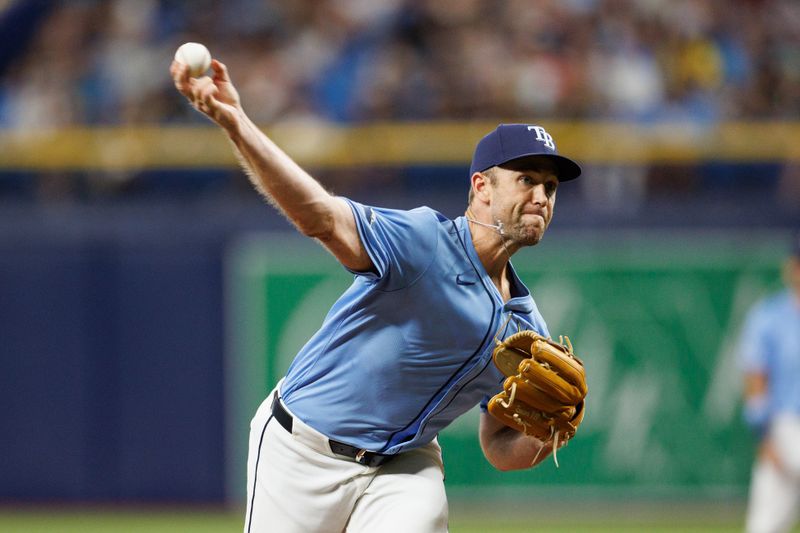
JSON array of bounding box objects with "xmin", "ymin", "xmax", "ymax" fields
[
  {"xmin": 738, "ymin": 301, "xmax": 772, "ymax": 373},
  {"xmin": 343, "ymin": 199, "xmax": 439, "ymax": 290}
]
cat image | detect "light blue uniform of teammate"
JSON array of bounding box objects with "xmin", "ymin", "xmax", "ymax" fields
[
  {"xmin": 739, "ymin": 291, "xmax": 800, "ymax": 428},
  {"xmin": 739, "ymin": 234, "xmax": 800, "ymax": 533}
]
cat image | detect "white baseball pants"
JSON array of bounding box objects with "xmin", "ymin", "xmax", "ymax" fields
[
  {"xmin": 745, "ymin": 414, "xmax": 800, "ymax": 533},
  {"xmin": 243, "ymin": 392, "xmax": 448, "ymax": 532}
]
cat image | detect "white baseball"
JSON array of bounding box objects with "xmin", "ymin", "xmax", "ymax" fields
[{"xmin": 174, "ymin": 42, "xmax": 211, "ymax": 77}]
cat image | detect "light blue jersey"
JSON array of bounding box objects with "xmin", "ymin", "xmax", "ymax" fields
[
  {"xmin": 738, "ymin": 289, "xmax": 800, "ymax": 421},
  {"xmin": 280, "ymin": 200, "xmax": 550, "ymax": 455}
]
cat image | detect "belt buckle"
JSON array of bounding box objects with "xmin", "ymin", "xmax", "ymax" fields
[{"xmin": 355, "ymin": 449, "xmax": 368, "ymax": 464}]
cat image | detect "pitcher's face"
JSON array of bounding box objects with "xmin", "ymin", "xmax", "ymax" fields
[{"xmin": 488, "ymin": 157, "xmax": 559, "ymax": 247}]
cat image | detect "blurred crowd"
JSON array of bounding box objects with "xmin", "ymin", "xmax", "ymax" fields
[{"xmin": 1, "ymin": 0, "xmax": 799, "ymax": 128}]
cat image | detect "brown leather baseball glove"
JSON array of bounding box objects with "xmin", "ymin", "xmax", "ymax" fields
[{"xmin": 487, "ymin": 330, "xmax": 587, "ymax": 463}]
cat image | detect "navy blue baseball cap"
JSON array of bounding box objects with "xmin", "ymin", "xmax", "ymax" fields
[{"xmin": 470, "ymin": 124, "xmax": 581, "ymax": 181}]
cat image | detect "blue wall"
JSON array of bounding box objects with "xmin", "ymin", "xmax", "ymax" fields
[{"xmin": 1, "ymin": 220, "xmax": 226, "ymax": 502}]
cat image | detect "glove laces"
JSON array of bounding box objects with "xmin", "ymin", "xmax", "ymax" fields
[{"xmin": 530, "ymin": 427, "xmax": 561, "ymax": 468}]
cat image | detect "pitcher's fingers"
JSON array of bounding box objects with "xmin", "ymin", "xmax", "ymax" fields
[
  {"xmin": 169, "ymin": 60, "xmax": 180, "ymax": 80},
  {"xmin": 199, "ymin": 82, "xmax": 220, "ymax": 108},
  {"xmin": 170, "ymin": 60, "xmax": 189, "ymax": 84},
  {"xmin": 190, "ymin": 76, "xmax": 215, "ymax": 101},
  {"xmin": 171, "ymin": 61, "xmax": 192, "ymax": 97},
  {"xmin": 210, "ymin": 59, "xmax": 230, "ymax": 82}
]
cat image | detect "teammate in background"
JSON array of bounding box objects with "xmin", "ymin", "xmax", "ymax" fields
[
  {"xmin": 738, "ymin": 233, "xmax": 800, "ymax": 533},
  {"xmin": 171, "ymin": 58, "xmax": 582, "ymax": 532}
]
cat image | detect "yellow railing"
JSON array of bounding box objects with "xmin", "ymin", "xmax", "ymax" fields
[{"xmin": 1, "ymin": 121, "xmax": 798, "ymax": 171}]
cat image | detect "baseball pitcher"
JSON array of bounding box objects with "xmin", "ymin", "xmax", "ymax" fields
[{"xmin": 171, "ymin": 56, "xmax": 587, "ymax": 533}]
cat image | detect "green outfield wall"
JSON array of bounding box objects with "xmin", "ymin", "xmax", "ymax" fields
[{"xmin": 224, "ymin": 230, "xmax": 789, "ymax": 502}]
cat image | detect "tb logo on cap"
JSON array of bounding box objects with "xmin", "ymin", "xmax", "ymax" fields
[{"xmin": 527, "ymin": 126, "xmax": 555, "ymax": 150}]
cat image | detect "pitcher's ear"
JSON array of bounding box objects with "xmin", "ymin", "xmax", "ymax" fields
[{"xmin": 471, "ymin": 171, "xmax": 493, "ymax": 203}]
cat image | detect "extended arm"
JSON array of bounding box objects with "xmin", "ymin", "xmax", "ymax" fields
[
  {"xmin": 742, "ymin": 370, "xmax": 788, "ymax": 471},
  {"xmin": 743, "ymin": 370, "xmax": 769, "ymax": 431},
  {"xmin": 170, "ymin": 59, "xmax": 372, "ymax": 272},
  {"xmin": 479, "ymin": 411, "xmax": 553, "ymax": 470}
]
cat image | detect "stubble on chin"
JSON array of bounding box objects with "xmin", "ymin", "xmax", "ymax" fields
[{"xmin": 510, "ymin": 221, "xmax": 545, "ymax": 247}]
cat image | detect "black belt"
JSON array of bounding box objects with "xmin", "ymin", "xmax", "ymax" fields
[{"xmin": 270, "ymin": 393, "xmax": 396, "ymax": 468}]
